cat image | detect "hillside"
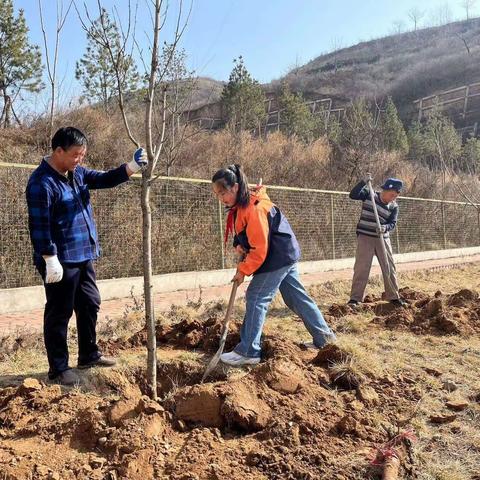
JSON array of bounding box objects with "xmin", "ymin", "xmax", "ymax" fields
[
  {"xmin": 187, "ymin": 76, "xmax": 224, "ymax": 110},
  {"xmin": 277, "ymin": 18, "xmax": 480, "ymax": 122}
]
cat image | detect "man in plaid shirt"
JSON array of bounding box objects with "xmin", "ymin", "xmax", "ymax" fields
[{"xmin": 26, "ymin": 127, "xmax": 147, "ymax": 385}]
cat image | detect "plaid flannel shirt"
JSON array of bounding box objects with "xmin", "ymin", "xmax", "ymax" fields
[{"xmin": 26, "ymin": 158, "xmax": 129, "ymax": 265}]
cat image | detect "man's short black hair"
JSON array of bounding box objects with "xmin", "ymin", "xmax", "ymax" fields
[{"xmin": 51, "ymin": 127, "xmax": 87, "ymax": 151}]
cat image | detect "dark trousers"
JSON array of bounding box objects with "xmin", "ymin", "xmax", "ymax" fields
[{"xmin": 37, "ymin": 260, "xmax": 102, "ymax": 378}]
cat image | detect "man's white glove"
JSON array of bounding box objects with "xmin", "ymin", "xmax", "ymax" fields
[
  {"xmin": 43, "ymin": 255, "xmax": 63, "ymax": 284},
  {"xmin": 376, "ymin": 225, "xmax": 387, "ymax": 235},
  {"xmin": 127, "ymin": 148, "xmax": 148, "ymax": 173}
]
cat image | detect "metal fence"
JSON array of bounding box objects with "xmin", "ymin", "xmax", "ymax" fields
[{"xmin": 1, "ymin": 161, "xmax": 480, "ymax": 290}]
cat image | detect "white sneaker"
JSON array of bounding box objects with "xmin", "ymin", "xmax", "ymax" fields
[{"xmin": 220, "ymin": 351, "xmax": 261, "ymax": 367}]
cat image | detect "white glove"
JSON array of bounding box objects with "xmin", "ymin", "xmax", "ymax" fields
[
  {"xmin": 43, "ymin": 255, "xmax": 63, "ymax": 284},
  {"xmin": 127, "ymin": 147, "xmax": 148, "ymax": 173},
  {"xmin": 376, "ymin": 225, "xmax": 387, "ymax": 235}
]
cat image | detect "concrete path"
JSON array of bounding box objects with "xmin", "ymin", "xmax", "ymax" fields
[{"xmin": 1, "ymin": 254, "xmax": 479, "ymax": 335}]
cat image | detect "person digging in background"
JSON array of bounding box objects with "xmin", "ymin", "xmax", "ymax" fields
[
  {"xmin": 26, "ymin": 127, "xmax": 148, "ymax": 386},
  {"xmin": 211, "ymin": 164, "xmax": 336, "ymax": 367},
  {"xmin": 348, "ymin": 175, "xmax": 407, "ymax": 308}
]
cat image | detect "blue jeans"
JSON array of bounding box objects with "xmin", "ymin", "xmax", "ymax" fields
[{"xmin": 234, "ymin": 263, "xmax": 336, "ymax": 358}]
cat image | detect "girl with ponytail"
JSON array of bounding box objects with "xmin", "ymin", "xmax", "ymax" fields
[{"xmin": 211, "ymin": 164, "xmax": 336, "ymax": 366}]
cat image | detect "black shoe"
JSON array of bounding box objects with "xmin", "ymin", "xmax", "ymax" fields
[
  {"xmin": 347, "ymin": 299, "xmax": 360, "ymax": 306},
  {"xmin": 50, "ymin": 369, "xmax": 81, "ymax": 386},
  {"xmin": 390, "ymin": 298, "xmax": 408, "ymax": 308},
  {"xmin": 77, "ymin": 355, "xmax": 117, "ymax": 369}
]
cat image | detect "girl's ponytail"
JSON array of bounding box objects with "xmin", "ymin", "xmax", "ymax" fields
[
  {"xmin": 232, "ymin": 164, "xmax": 249, "ymax": 207},
  {"xmin": 212, "ymin": 164, "xmax": 250, "ymax": 207}
]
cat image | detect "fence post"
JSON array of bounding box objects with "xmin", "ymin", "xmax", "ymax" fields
[
  {"xmin": 217, "ymin": 200, "xmax": 225, "ymax": 269},
  {"xmin": 477, "ymin": 208, "xmax": 480, "ymax": 246},
  {"xmin": 330, "ymin": 194, "xmax": 336, "ymax": 259},
  {"xmin": 395, "ymin": 224, "xmax": 401, "ymax": 254},
  {"xmin": 441, "ymin": 202, "xmax": 447, "ymax": 249}
]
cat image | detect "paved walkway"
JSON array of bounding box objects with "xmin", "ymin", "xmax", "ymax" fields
[{"xmin": 1, "ymin": 255, "xmax": 479, "ymax": 334}]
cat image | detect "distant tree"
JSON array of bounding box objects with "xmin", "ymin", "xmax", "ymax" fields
[
  {"xmin": 407, "ymin": 121, "xmax": 428, "ymax": 162},
  {"xmin": 221, "ymin": 56, "xmax": 266, "ymax": 133},
  {"xmin": 461, "ymin": 136, "xmax": 480, "ymax": 173},
  {"xmin": 342, "ymin": 98, "xmax": 378, "ymax": 152},
  {"xmin": 0, "ymin": 0, "xmax": 43, "ymax": 128},
  {"xmin": 314, "ymin": 106, "xmax": 342, "ymax": 144},
  {"xmin": 157, "ymin": 43, "xmax": 196, "ymax": 176},
  {"xmin": 407, "ymin": 7, "xmax": 425, "ymax": 31},
  {"xmin": 381, "ymin": 97, "xmax": 409, "ymax": 154},
  {"xmin": 278, "ymin": 83, "xmax": 315, "ymax": 142},
  {"xmin": 431, "ymin": 2, "xmax": 453, "ymax": 26},
  {"xmin": 38, "ymin": 0, "xmax": 73, "ymax": 139},
  {"xmin": 285, "ymin": 53, "xmax": 302, "ymax": 77},
  {"xmin": 460, "ymin": 0, "xmax": 477, "ymax": 19},
  {"xmin": 391, "ymin": 19, "xmax": 406, "ymax": 35},
  {"xmin": 75, "ymin": 9, "xmax": 140, "ymax": 112},
  {"xmin": 330, "ymin": 37, "xmax": 343, "ymax": 74},
  {"xmin": 408, "ymin": 111, "xmax": 461, "ymax": 171}
]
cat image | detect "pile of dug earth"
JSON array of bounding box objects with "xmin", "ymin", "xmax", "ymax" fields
[
  {"xmin": 0, "ymin": 297, "xmax": 424, "ymax": 480},
  {"xmin": 329, "ymin": 287, "xmax": 480, "ymax": 336}
]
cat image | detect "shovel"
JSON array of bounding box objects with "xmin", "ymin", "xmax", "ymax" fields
[
  {"xmin": 201, "ymin": 279, "xmax": 239, "ymax": 382},
  {"xmin": 202, "ymin": 178, "xmax": 262, "ymax": 382},
  {"xmin": 366, "ymin": 174, "xmax": 397, "ymax": 295}
]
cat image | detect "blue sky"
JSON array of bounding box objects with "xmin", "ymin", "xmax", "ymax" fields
[{"xmin": 13, "ymin": 0, "xmax": 474, "ymax": 109}]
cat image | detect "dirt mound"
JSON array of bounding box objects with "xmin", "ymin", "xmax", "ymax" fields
[
  {"xmin": 174, "ymin": 380, "xmax": 271, "ymax": 432},
  {"xmin": 253, "ymin": 357, "xmax": 307, "ymax": 393},
  {"xmin": 375, "ymin": 288, "xmax": 480, "ymax": 335},
  {"xmin": 398, "ymin": 286, "xmax": 430, "ymax": 302},
  {"xmin": 312, "ymin": 343, "xmax": 351, "ymax": 367},
  {"xmin": 0, "ymin": 377, "xmax": 171, "ymax": 480},
  {"xmin": 100, "ymin": 302, "xmax": 242, "ymax": 355},
  {"xmin": 446, "ymin": 288, "xmax": 479, "ymax": 307},
  {"xmin": 0, "ymin": 333, "xmax": 422, "ymax": 479},
  {"xmin": 156, "ymin": 303, "xmax": 241, "ymax": 352},
  {"xmin": 0, "ymin": 330, "xmax": 42, "ymax": 360}
]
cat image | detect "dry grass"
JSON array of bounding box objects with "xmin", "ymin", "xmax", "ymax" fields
[{"xmin": 2, "ymin": 262, "xmax": 480, "ymax": 476}]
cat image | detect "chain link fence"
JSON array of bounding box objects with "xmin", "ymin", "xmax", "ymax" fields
[{"xmin": 1, "ymin": 162, "xmax": 480, "ymax": 290}]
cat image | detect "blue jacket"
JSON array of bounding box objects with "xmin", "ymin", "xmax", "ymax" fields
[
  {"xmin": 233, "ymin": 187, "xmax": 301, "ymax": 276},
  {"xmin": 26, "ymin": 158, "xmax": 129, "ymax": 265},
  {"xmin": 349, "ymin": 180, "xmax": 399, "ymax": 238}
]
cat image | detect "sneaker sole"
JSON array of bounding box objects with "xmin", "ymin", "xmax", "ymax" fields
[
  {"xmin": 220, "ymin": 359, "xmax": 261, "ymax": 367},
  {"xmin": 77, "ymin": 363, "xmax": 116, "ymax": 369}
]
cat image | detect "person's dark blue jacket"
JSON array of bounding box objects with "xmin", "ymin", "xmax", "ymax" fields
[
  {"xmin": 26, "ymin": 158, "xmax": 129, "ymax": 266},
  {"xmin": 232, "ymin": 186, "xmax": 300, "ymax": 275}
]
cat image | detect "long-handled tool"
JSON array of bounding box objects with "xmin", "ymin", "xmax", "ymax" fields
[
  {"xmin": 201, "ymin": 279, "xmax": 239, "ymax": 382},
  {"xmin": 366, "ymin": 175, "xmax": 397, "ymax": 296},
  {"xmin": 202, "ymin": 177, "xmax": 262, "ymax": 382}
]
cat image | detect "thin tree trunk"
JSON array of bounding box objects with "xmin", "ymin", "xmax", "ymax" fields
[
  {"xmin": 143, "ymin": 0, "xmax": 162, "ymax": 401},
  {"xmin": 4, "ymin": 93, "xmax": 12, "ymax": 128},
  {"xmin": 49, "ymin": 80, "xmax": 56, "ymax": 137},
  {"xmin": 0, "ymin": 96, "xmax": 6, "ymax": 128},
  {"xmin": 141, "ymin": 178, "xmax": 156, "ymax": 399}
]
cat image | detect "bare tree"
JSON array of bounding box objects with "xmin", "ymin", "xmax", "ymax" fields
[
  {"xmin": 431, "ymin": 2, "xmax": 453, "ymax": 26},
  {"xmin": 76, "ymin": 0, "xmax": 192, "ymax": 400},
  {"xmin": 330, "ymin": 37, "xmax": 343, "ymax": 74},
  {"xmin": 38, "ymin": 0, "xmax": 73, "ymax": 139},
  {"xmin": 391, "ymin": 20, "xmax": 406, "ymax": 35},
  {"xmin": 155, "ymin": 44, "xmax": 198, "ymax": 176},
  {"xmin": 407, "ymin": 7, "xmax": 425, "ymax": 31},
  {"xmin": 460, "ymin": 0, "xmax": 477, "ymax": 19}
]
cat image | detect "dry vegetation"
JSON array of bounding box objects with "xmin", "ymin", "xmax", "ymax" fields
[
  {"xmin": 278, "ymin": 18, "xmax": 480, "ymax": 120},
  {"xmin": 1, "ymin": 263, "xmax": 480, "ymax": 479},
  {"xmin": 0, "ymin": 106, "xmax": 456, "ymax": 197}
]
